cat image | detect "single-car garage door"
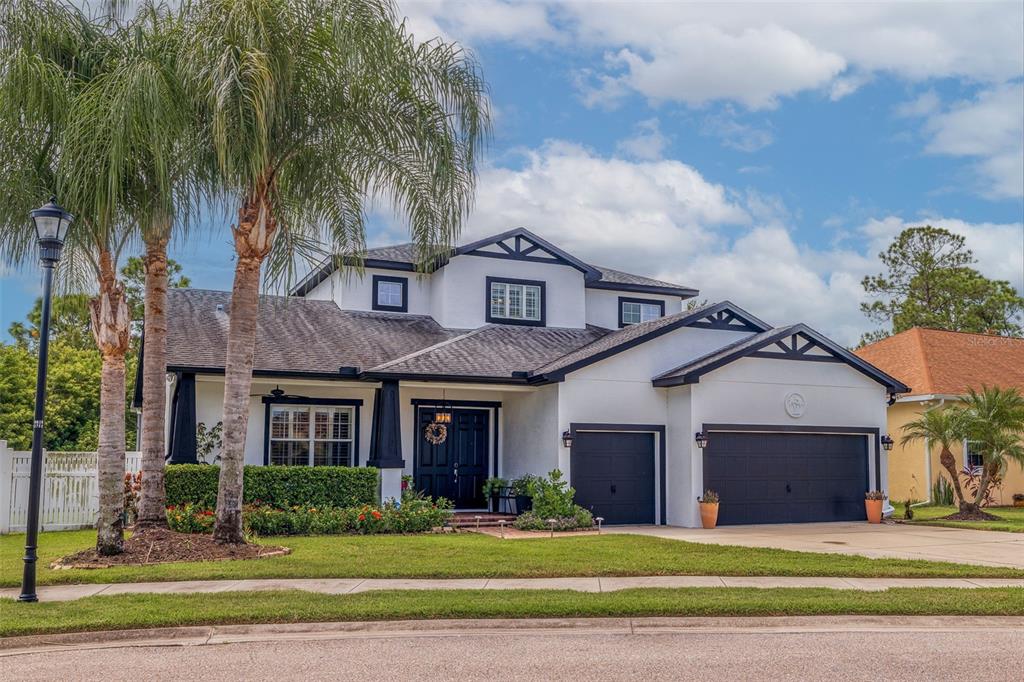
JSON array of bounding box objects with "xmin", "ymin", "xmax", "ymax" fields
[
  {"xmin": 571, "ymin": 431, "xmax": 655, "ymax": 525},
  {"xmin": 704, "ymin": 431, "xmax": 868, "ymax": 525}
]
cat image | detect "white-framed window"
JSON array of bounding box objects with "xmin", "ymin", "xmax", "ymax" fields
[
  {"xmin": 372, "ymin": 275, "xmax": 407, "ymax": 311},
  {"xmin": 269, "ymin": 405, "xmax": 353, "ymax": 466},
  {"xmin": 965, "ymin": 440, "xmax": 985, "ymax": 470},
  {"xmin": 488, "ymin": 279, "xmax": 543, "ymax": 323},
  {"xmin": 619, "ymin": 298, "xmax": 664, "ymax": 326}
]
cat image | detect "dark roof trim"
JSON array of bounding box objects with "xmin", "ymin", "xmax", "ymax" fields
[
  {"xmin": 682, "ymin": 305, "xmax": 771, "ymax": 334},
  {"xmin": 652, "ymin": 324, "xmax": 911, "ymax": 392},
  {"xmin": 290, "ymin": 257, "xmax": 419, "ymax": 297},
  {"xmin": 585, "ymin": 280, "xmax": 699, "ymax": 297},
  {"xmin": 455, "ymin": 228, "xmax": 601, "ymax": 278},
  {"xmin": 530, "ymin": 301, "xmax": 762, "ymax": 383}
]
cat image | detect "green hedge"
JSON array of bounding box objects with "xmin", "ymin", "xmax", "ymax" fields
[{"xmin": 164, "ymin": 464, "xmax": 379, "ymax": 509}]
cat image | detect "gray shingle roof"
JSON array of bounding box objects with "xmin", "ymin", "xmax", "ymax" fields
[
  {"xmin": 291, "ymin": 233, "xmax": 696, "ymax": 296},
  {"xmin": 166, "ymin": 289, "xmax": 458, "ymax": 376},
  {"xmin": 368, "ymin": 324, "xmax": 608, "ymax": 379}
]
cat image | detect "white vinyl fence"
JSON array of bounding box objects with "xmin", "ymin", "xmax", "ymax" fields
[{"xmin": 0, "ymin": 440, "xmax": 141, "ymax": 534}]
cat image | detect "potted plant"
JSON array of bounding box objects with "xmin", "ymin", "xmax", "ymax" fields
[
  {"xmin": 1013, "ymin": 493, "xmax": 1024, "ymax": 508},
  {"xmin": 865, "ymin": 490, "xmax": 886, "ymax": 523},
  {"xmin": 698, "ymin": 489, "xmax": 719, "ymax": 529},
  {"xmin": 482, "ymin": 477, "xmax": 507, "ymax": 513},
  {"xmin": 511, "ymin": 474, "xmax": 540, "ymax": 514}
]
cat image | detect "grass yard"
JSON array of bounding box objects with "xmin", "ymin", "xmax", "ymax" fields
[
  {"xmin": 2, "ymin": 530, "xmax": 1023, "ymax": 587},
  {"xmin": 901, "ymin": 505, "xmax": 1024, "ymax": 533},
  {"xmin": 3, "ymin": 587, "xmax": 1023, "ymax": 637}
]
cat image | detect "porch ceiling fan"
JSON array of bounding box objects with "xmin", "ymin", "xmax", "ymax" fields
[{"xmin": 251, "ymin": 385, "xmax": 303, "ymax": 399}]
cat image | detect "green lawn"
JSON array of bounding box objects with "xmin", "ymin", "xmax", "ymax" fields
[
  {"xmin": 3, "ymin": 587, "xmax": 1023, "ymax": 637},
  {"xmin": 902, "ymin": 505, "xmax": 1024, "ymax": 533},
  {"xmin": 2, "ymin": 530, "xmax": 1022, "ymax": 587}
]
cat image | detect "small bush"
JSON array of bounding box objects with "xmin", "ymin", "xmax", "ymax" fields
[
  {"xmin": 166, "ymin": 503, "xmax": 216, "ymax": 533},
  {"xmin": 514, "ymin": 508, "xmax": 593, "ymax": 531},
  {"xmin": 932, "ymin": 476, "xmax": 954, "ymax": 506},
  {"xmin": 164, "ymin": 464, "xmax": 378, "ymax": 509}
]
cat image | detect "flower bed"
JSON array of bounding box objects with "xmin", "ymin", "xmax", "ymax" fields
[{"xmin": 166, "ymin": 493, "xmax": 453, "ymax": 536}]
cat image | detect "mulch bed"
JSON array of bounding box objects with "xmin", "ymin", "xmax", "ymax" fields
[
  {"xmin": 51, "ymin": 528, "xmax": 290, "ymax": 570},
  {"xmin": 939, "ymin": 509, "xmax": 1003, "ymax": 522}
]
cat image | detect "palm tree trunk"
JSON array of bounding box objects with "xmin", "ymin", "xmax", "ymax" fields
[
  {"xmin": 938, "ymin": 447, "xmax": 970, "ymax": 512},
  {"xmin": 213, "ymin": 190, "xmax": 277, "ymax": 544},
  {"xmin": 971, "ymin": 458, "xmax": 998, "ymax": 510},
  {"xmin": 90, "ymin": 251, "xmax": 132, "ymax": 555},
  {"xmin": 136, "ymin": 234, "xmax": 170, "ymax": 528}
]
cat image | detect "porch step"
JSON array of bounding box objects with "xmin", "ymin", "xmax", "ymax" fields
[{"xmin": 448, "ymin": 513, "xmax": 517, "ymax": 529}]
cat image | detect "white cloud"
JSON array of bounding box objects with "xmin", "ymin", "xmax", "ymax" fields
[
  {"xmin": 920, "ymin": 83, "xmax": 1024, "ymax": 199},
  {"xmin": 401, "ymin": 0, "xmax": 560, "ymax": 45},
  {"xmin": 701, "ymin": 108, "xmax": 774, "ymax": 152},
  {"xmin": 615, "ymin": 118, "xmax": 669, "ymax": 161},
  {"xmin": 894, "ymin": 90, "xmax": 941, "ymax": 118},
  {"xmin": 441, "ymin": 140, "xmax": 1023, "ymax": 345}
]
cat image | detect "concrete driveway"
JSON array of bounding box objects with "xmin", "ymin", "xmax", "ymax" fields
[{"xmin": 610, "ymin": 522, "xmax": 1024, "ymax": 569}]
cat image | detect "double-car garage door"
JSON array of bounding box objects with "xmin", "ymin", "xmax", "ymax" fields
[{"xmin": 704, "ymin": 431, "xmax": 869, "ymax": 525}]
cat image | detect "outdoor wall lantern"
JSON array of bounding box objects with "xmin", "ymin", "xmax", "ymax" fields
[
  {"xmin": 20, "ymin": 196, "xmax": 74, "ymax": 603},
  {"xmin": 881, "ymin": 434, "xmax": 895, "ymax": 451},
  {"xmin": 694, "ymin": 431, "xmax": 709, "ymax": 449},
  {"xmin": 561, "ymin": 430, "xmax": 574, "ymax": 448}
]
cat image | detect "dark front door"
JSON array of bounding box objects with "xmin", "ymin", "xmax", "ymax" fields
[
  {"xmin": 415, "ymin": 408, "xmax": 489, "ymax": 508},
  {"xmin": 703, "ymin": 431, "xmax": 868, "ymax": 525},
  {"xmin": 571, "ymin": 431, "xmax": 655, "ymax": 525}
]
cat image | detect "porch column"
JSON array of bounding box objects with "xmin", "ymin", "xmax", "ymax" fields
[
  {"xmin": 167, "ymin": 372, "xmax": 197, "ymax": 464},
  {"xmin": 368, "ymin": 379, "xmax": 404, "ymax": 503}
]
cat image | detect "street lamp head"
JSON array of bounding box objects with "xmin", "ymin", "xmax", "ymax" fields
[{"xmin": 31, "ymin": 196, "xmax": 74, "ymax": 263}]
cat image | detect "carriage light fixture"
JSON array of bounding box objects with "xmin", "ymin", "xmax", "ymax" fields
[
  {"xmin": 881, "ymin": 434, "xmax": 895, "ymax": 451},
  {"xmin": 561, "ymin": 430, "xmax": 574, "ymax": 448},
  {"xmin": 695, "ymin": 431, "xmax": 709, "ymax": 449}
]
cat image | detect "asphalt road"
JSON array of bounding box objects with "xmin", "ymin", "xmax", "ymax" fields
[{"xmin": 5, "ymin": 617, "xmax": 1023, "ymax": 681}]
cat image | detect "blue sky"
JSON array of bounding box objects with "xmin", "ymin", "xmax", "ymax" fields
[{"xmin": 2, "ymin": 1, "xmax": 1022, "ymax": 345}]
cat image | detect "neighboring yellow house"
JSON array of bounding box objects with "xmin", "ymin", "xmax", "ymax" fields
[{"xmin": 856, "ymin": 328, "xmax": 1024, "ymax": 505}]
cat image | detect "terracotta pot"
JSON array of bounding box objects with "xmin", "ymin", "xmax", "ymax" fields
[
  {"xmin": 865, "ymin": 499, "xmax": 884, "ymax": 524},
  {"xmin": 700, "ymin": 502, "xmax": 719, "ymax": 529},
  {"xmin": 1013, "ymin": 498, "xmax": 1024, "ymax": 508}
]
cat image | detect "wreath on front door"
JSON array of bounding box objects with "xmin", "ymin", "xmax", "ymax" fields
[{"xmin": 424, "ymin": 421, "xmax": 448, "ymax": 445}]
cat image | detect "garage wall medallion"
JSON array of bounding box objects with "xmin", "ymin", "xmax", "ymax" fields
[{"xmin": 784, "ymin": 392, "xmax": 806, "ymax": 418}]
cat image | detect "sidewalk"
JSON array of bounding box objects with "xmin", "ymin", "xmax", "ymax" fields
[{"xmin": 3, "ymin": 575, "xmax": 1022, "ymax": 603}]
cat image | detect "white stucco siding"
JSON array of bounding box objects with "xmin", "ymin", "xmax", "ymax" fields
[
  {"xmin": 665, "ymin": 386, "xmax": 692, "ymax": 527},
  {"xmin": 432, "ymin": 255, "xmax": 587, "ymax": 329},
  {"xmin": 501, "ymin": 384, "xmax": 560, "ymax": 480},
  {"xmin": 192, "ymin": 377, "xmax": 377, "ymax": 467},
  {"xmin": 305, "ymin": 267, "xmax": 432, "ymax": 315},
  {"xmin": 584, "ymin": 288, "xmax": 684, "ymax": 329}
]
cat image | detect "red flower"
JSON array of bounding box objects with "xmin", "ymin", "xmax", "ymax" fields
[
  {"xmin": 371, "ymin": 510, "xmax": 382, "ymax": 520},
  {"xmin": 358, "ymin": 513, "xmax": 366, "ymax": 521}
]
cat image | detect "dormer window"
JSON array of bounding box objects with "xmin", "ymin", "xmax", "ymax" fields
[
  {"xmin": 372, "ymin": 275, "xmax": 408, "ymax": 312},
  {"xmin": 619, "ymin": 297, "xmax": 664, "ymax": 327},
  {"xmin": 486, "ymin": 276, "xmax": 545, "ymax": 326}
]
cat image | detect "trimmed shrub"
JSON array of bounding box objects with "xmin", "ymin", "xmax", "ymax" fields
[
  {"xmin": 513, "ymin": 469, "xmax": 594, "ymax": 531},
  {"xmin": 514, "ymin": 508, "xmax": 593, "ymax": 531},
  {"xmin": 164, "ymin": 464, "xmax": 378, "ymax": 509}
]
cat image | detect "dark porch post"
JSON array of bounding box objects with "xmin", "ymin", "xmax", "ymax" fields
[
  {"xmin": 167, "ymin": 373, "xmax": 197, "ymax": 464},
  {"xmin": 367, "ymin": 379, "xmax": 404, "ymax": 502}
]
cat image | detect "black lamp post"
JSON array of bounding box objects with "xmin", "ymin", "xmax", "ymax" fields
[{"xmin": 18, "ymin": 197, "xmax": 73, "ymax": 603}]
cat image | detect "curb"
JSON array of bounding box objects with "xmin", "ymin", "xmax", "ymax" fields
[{"xmin": 4, "ymin": 615, "xmax": 1024, "ymax": 656}]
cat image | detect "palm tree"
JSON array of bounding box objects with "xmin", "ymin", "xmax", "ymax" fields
[
  {"xmin": 0, "ymin": 0, "xmax": 134, "ymax": 554},
  {"xmin": 66, "ymin": 2, "xmax": 199, "ymax": 528},
  {"xmin": 901, "ymin": 405, "xmax": 971, "ymax": 511},
  {"xmin": 179, "ymin": 0, "xmax": 490, "ymax": 543},
  {"xmin": 958, "ymin": 387, "xmax": 1024, "ymax": 512}
]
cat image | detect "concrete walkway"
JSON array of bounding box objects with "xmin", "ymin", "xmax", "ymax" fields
[
  {"xmin": 2, "ymin": 575, "xmax": 1022, "ymax": 603},
  {"xmin": 609, "ymin": 522, "xmax": 1024, "ymax": 569}
]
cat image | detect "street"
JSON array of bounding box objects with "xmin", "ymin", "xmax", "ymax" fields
[{"xmin": 4, "ymin": 616, "xmax": 1022, "ymax": 681}]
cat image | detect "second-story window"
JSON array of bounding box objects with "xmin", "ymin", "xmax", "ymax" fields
[
  {"xmin": 372, "ymin": 275, "xmax": 408, "ymax": 312},
  {"xmin": 486, "ymin": 277, "xmax": 545, "ymax": 326},
  {"xmin": 619, "ymin": 297, "xmax": 665, "ymax": 327}
]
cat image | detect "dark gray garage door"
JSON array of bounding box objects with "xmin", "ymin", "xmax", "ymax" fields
[
  {"xmin": 571, "ymin": 432, "xmax": 655, "ymax": 525},
  {"xmin": 704, "ymin": 432, "xmax": 868, "ymax": 525}
]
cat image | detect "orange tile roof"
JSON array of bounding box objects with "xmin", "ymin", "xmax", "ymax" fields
[{"xmin": 854, "ymin": 328, "xmax": 1024, "ymax": 397}]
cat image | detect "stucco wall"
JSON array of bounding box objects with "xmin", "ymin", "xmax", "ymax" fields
[
  {"xmin": 502, "ymin": 384, "xmax": 560, "ymax": 480},
  {"xmin": 305, "ymin": 267, "xmax": 433, "ymax": 315},
  {"xmin": 583, "ymin": 289, "xmax": 684, "ymax": 329}
]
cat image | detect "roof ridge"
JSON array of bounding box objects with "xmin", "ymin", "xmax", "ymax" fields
[
  {"xmin": 912, "ymin": 327, "xmax": 937, "ymax": 395},
  {"xmin": 367, "ymin": 325, "xmax": 494, "ymax": 371}
]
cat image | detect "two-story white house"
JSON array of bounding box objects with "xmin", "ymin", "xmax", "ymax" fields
[{"xmin": 156, "ymin": 228, "xmax": 908, "ymax": 527}]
